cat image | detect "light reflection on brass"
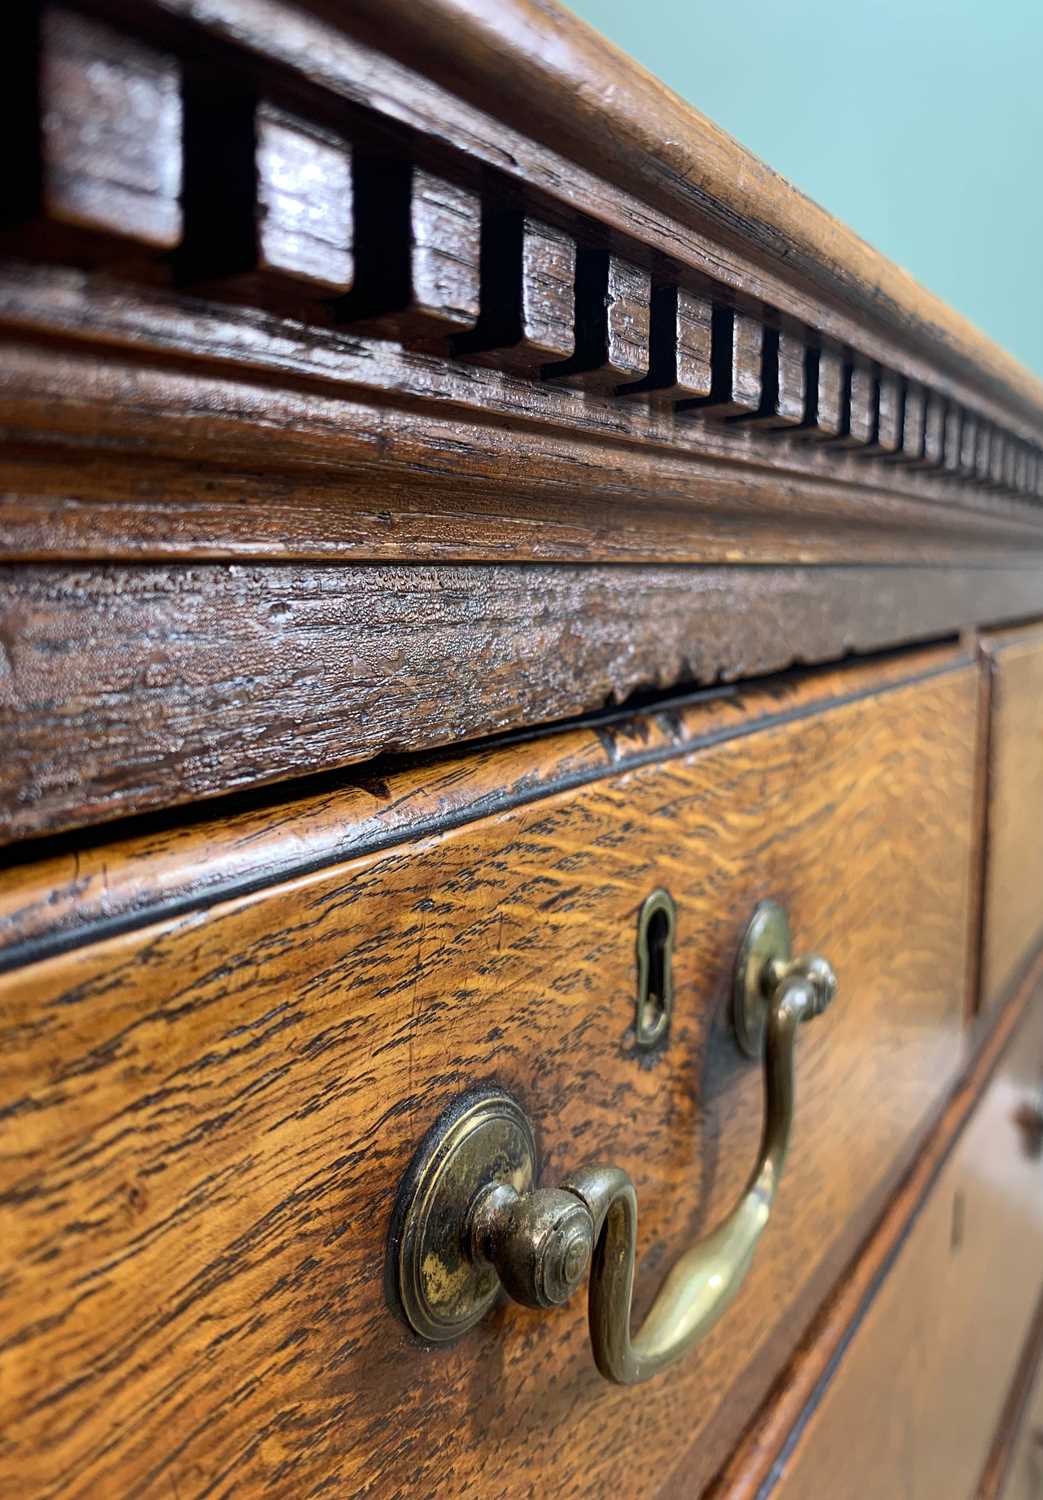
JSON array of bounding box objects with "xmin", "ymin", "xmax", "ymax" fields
[
  {"xmin": 390, "ymin": 899, "xmax": 838, "ymax": 1384},
  {"xmin": 634, "ymin": 887, "xmax": 676, "ymax": 1049}
]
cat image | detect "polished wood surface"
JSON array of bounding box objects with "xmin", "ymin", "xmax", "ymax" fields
[
  {"xmin": 3, "ymin": 346, "xmax": 1040, "ymax": 568},
  {"xmin": 7, "ymin": 563, "xmax": 1035, "ymax": 847},
  {"xmin": 0, "ymin": 658, "xmax": 976, "ymax": 1498},
  {"xmin": 342, "ymin": 0, "xmax": 1043, "ymax": 427},
  {"xmin": 995, "ymin": 1338, "xmax": 1043, "ymax": 1500},
  {"xmin": 0, "ymin": 647, "xmax": 963, "ymax": 969},
  {"xmin": 766, "ymin": 984, "xmax": 1043, "ymax": 1500},
  {"xmin": 0, "ymin": 0, "xmax": 1041, "ymax": 589},
  {"xmin": 980, "ymin": 623, "xmax": 1043, "ymax": 1011},
  {"xmin": 0, "ymin": 5, "xmax": 1041, "ymax": 1495},
  {"xmin": 1, "ymin": 3, "xmax": 1042, "ymax": 848},
  {"xmin": 705, "ymin": 948, "xmax": 1043, "ymax": 1500},
  {"xmin": 978, "ymin": 1290, "xmax": 1043, "ymax": 1500}
]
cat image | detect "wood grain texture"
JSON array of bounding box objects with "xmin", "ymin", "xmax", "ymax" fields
[
  {"xmin": 679, "ymin": 306, "xmax": 762, "ymax": 419},
  {"xmin": 34, "ymin": 0, "xmax": 1038, "ymax": 501},
  {"xmin": 703, "ymin": 947, "xmax": 1043, "ymax": 1500},
  {"xmin": 764, "ymin": 988, "xmax": 1043, "ymax": 1500},
  {"xmin": 253, "ymin": 105, "xmax": 354, "ymax": 292},
  {"xmin": 618, "ymin": 284, "xmax": 712, "ymax": 402},
  {"xmin": 979, "ymin": 623, "xmax": 1043, "ymax": 1012},
  {"xmin": 977, "ymin": 1290, "xmax": 1043, "ymax": 1500},
  {"xmin": 791, "ymin": 347, "xmax": 844, "ymax": 442},
  {"xmin": 6, "ymin": 62, "xmax": 1039, "ymax": 547},
  {"xmin": 0, "ymin": 260, "xmax": 1039, "ymax": 571},
  {"xmin": 999, "ymin": 1366, "xmax": 1043, "ymax": 1500},
  {"xmin": 336, "ymin": 164, "xmax": 481, "ymax": 346},
  {"xmin": 337, "ymin": 0, "xmax": 1043, "ymax": 429},
  {"xmin": 0, "ymin": 663, "xmax": 978, "ymax": 1499},
  {"xmin": 3, "ymin": 562, "xmax": 1042, "ymax": 845},
  {"xmin": 832, "ymin": 360, "xmax": 874, "ymax": 450},
  {"xmin": 454, "ymin": 213, "xmax": 576, "ymax": 371},
  {"xmin": 8, "ymin": 432, "xmax": 1043, "ymax": 570},
  {"xmin": 0, "ymin": 645, "xmax": 964, "ymax": 971},
  {"xmin": 177, "ymin": 92, "xmax": 353, "ymax": 300},
  {"xmin": 13, "ymin": 6, "xmax": 183, "ymax": 251},
  {"xmin": 110, "ymin": 0, "xmax": 1037, "ymax": 458},
  {"xmin": 742, "ymin": 329, "xmax": 805, "ymax": 429},
  {"xmin": 543, "ymin": 250, "xmax": 650, "ymax": 389}
]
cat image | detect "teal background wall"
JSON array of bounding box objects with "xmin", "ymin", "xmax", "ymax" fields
[{"xmin": 565, "ymin": 0, "xmax": 1043, "ymax": 379}]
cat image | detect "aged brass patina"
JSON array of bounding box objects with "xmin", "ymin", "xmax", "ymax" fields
[
  {"xmin": 390, "ymin": 1088, "xmax": 538, "ymax": 1342},
  {"xmin": 391, "ymin": 900, "xmax": 838, "ymax": 1383},
  {"xmin": 634, "ymin": 887, "xmax": 676, "ymax": 1049}
]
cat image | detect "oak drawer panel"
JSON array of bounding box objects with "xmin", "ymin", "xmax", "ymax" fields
[
  {"xmin": 998, "ymin": 1343, "xmax": 1043, "ymax": 1500},
  {"xmin": 981, "ymin": 623, "xmax": 1043, "ymax": 1011},
  {"xmin": 768, "ymin": 983, "xmax": 1043, "ymax": 1500},
  {"xmin": 0, "ymin": 659, "xmax": 977, "ymax": 1499}
]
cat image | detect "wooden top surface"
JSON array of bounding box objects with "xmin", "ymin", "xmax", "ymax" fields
[{"xmin": 347, "ymin": 0, "xmax": 1043, "ymax": 426}]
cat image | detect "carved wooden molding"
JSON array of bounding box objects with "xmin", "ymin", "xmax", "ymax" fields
[
  {"xmin": 4, "ymin": 0, "xmax": 1043, "ymax": 843},
  {"xmin": 2, "ymin": 0, "xmax": 1042, "ymax": 551}
]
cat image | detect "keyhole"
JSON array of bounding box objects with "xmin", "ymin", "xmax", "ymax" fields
[{"xmin": 635, "ymin": 890, "xmax": 676, "ymax": 1050}]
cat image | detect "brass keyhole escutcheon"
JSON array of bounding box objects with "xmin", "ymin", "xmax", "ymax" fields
[
  {"xmin": 389, "ymin": 900, "xmax": 839, "ymax": 1384},
  {"xmin": 635, "ymin": 888, "xmax": 676, "ymax": 1049}
]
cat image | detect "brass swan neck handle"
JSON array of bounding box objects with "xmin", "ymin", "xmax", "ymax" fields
[{"xmin": 391, "ymin": 901, "xmax": 838, "ymax": 1385}]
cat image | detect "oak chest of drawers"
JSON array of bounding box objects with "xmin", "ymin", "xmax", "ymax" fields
[{"xmin": 1, "ymin": 3, "xmax": 1042, "ymax": 1497}]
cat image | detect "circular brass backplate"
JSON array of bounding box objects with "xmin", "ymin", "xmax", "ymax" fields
[
  {"xmin": 391, "ymin": 1087, "xmax": 536, "ymax": 1342},
  {"xmin": 733, "ymin": 900, "xmax": 792, "ymax": 1058}
]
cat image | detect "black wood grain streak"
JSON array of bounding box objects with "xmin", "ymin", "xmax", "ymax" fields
[
  {"xmin": 0, "ymin": 652, "xmax": 968, "ymax": 973},
  {"xmin": 0, "ymin": 667, "xmax": 977, "ymax": 1498},
  {"xmin": 2, "ymin": 562, "xmax": 1041, "ymax": 845}
]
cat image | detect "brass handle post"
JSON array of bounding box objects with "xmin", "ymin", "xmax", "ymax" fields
[{"xmin": 391, "ymin": 900, "xmax": 838, "ymax": 1385}]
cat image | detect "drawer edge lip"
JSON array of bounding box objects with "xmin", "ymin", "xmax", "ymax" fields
[
  {"xmin": 701, "ymin": 941, "xmax": 1043, "ymax": 1500},
  {"xmin": 1, "ymin": 563, "xmax": 1024, "ymax": 852},
  {"xmin": 975, "ymin": 1287, "xmax": 1043, "ymax": 1500},
  {"xmin": 0, "ymin": 648, "xmax": 973, "ymax": 975}
]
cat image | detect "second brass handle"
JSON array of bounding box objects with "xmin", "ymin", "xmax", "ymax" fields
[{"xmin": 391, "ymin": 900, "xmax": 838, "ymax": 1385}]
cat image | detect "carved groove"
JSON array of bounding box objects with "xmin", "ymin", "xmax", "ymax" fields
[{"xmin": 1, "ymin": 2, "xmax": 1041, "ymax": 501}]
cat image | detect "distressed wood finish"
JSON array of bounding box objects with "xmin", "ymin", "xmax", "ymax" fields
[
  {"xmin": 4, "ymin": 563, "xmax": 1041, "ymax": 845},
  {"xmin": 337, "ymin": 165, "xmax": 481, "ymax": 347},
  {"xmin": 544, "ymin": 250, "xmax": 650, "ymax": 389},
  {"xmin": 991, "ymin": 1325, "xmax": 1043, "ymax": 1500},
  {"xmin": 619, "ymin": 285, "xmax": 711, "ymax": 402},
  {"xmin": 455, "ymin": 213, "xmax": 576, "ymax": 372},
  {"xmin": 177, "ymin": 92, "xmax": 354, "ymax": 299},
  {"xmin": 7, "ymin": 7, "xmax": 183, "ymax": 254},
  {"xmin": 3, "ymin": 321, "xmax": 1042, "ymax": 569},
  {"xmin": 0, "ymin": 0, "xmax": 1041, "ymax": 583},
  {"xmin": 680, "ymin": 307, "xmax": 763, "ymax": 419},
  {"xmin": 979, "ymin": 623, "xmax": 1043, "ymax": 1011},
  {"xmin": 343, "ymin": 0, "xmax": 1043, "ymax": 428},
  {"xmin": 0, "ymin": 645, "xmax": 963, "ymax": 974},
  {"xmin": 0, "ymin": 4, "xmax": 1041, "ymax": 1495},
  {"xmin": 704, "ymin": 947, "xmax": 1043, "ymax": 1500},
  {"xmin": 978, "ymin": 1292, "xmax": 1043, "ymax": 1500},
  {"xmin": 766, "ymin": 987, "xmax": 1043, "ymax": 1500},
  {"xmin": 0, "ymin": 660, "xmax": 977, "ymax": 1499}
]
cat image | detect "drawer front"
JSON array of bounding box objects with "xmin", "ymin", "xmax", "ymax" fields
[
  {"xmin": 998, "ymin": 1348, "xmax": 1043, "ymax": 1500},
  {"xmin": 769, "ymin": 985, "xmax": 1043, "ymax": 1500},
  {"xmin": 982, "ymin": 623, "xmax": 1043, "ymax": 1011},
  {"xmin": 0, "ymin": 662, "xmax": 977, "ymax": 1499}
]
